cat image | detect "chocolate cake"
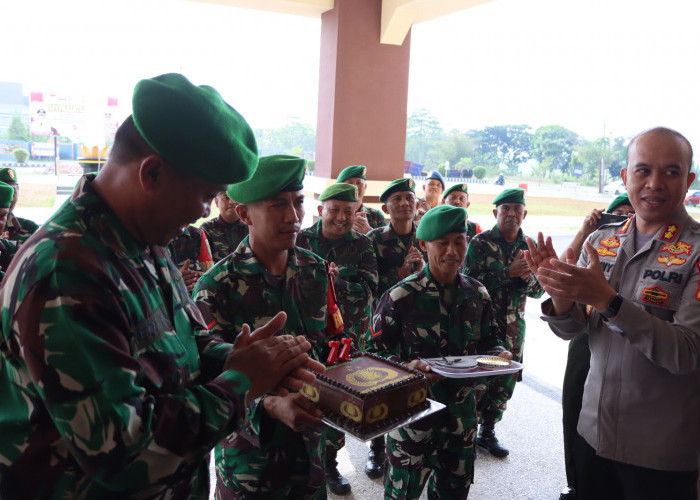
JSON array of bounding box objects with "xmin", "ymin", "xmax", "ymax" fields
[{"xmin": 301, "ymin": 352, "xmax": 429, "ymax": 434}]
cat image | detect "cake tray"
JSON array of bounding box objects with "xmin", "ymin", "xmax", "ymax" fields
[
  {"xmin": 322, "ymin": 398, "xmax": 446, "ymax": 442},
  {"xmin": 422, "ymin": 355, "xmax": 523, "ymax": 379}
]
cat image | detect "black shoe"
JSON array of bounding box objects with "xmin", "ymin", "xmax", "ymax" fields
[
  {"xmin": 364, "ymin": 449, "xmax": 385, "ymax": 479},
  {"xmin": 559, "ymin": 487, "xmax": 577, "ymax": 500},
  {"xmin": 325, "ymin": 465, "xmax": 351, "ymax": 495},
  {"xmin": 476, "ymin": 425, "xmax": 509, "ymax": 458}
]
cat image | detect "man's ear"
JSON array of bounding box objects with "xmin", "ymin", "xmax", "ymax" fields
[
  {"xmin": 419, "ymin": 239, "xmax": 428, "ymax": 253},
  {"xmin": 317, "ymin": 205, "xmax": 323, "ymax": 217},
  {"xmin": 237, "ymin": 204, "xmax": 252, "ymax": 226},
  {"xmin": 382, "ymin": 204, "xmax": 389, "ymax": 215},
  {"xmin": 138, "ymin": 155, "xmax": 167, "ymax": 192},
  {"xmin": 493, "ymin": 208, "xmax": 498, "ymax": 219},
  {"xmin": 620, "ymin": 168, "xmax": 627, "ymax": 186}
]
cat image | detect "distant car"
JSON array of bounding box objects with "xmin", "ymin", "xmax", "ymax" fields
[
  {"xmin": 604, "ymin": 181, "xmax": 626, "ymax": 195},
  {"xmin": 685, "ymin": 190, "xmax": 700, "ymax": 206}
]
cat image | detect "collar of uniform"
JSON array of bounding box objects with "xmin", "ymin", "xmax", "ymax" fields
[
  {"xmin": 76, "ymin": 174, "xmax": 146, "ymax": 259},
  {"xmin": 622, "ymin": 206, "xmax": 697, "ymax": 243},
  {"xmin": 216, "ymin": 214, "xmax": 245, "ymax": 228},
  {"xmin": 303, "ymin": 218, "xmax": 361, "ymax": 242},
  {"xmin": 489, "ymin": 224, "xmax": 524, "ymax": 245},
  {"xmin": 420, "ymin": 263, "xmax": 475, "ymax": 299},
  {"xmin": 231, "ymin": 238, "xmax": 312, "ymax": 277},
  {"xmin": 381, "ymin": 221, "xmax": 417, "ymax": 242}
]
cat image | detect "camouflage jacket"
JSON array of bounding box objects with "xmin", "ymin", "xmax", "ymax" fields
[
  {"xmin": 463, "ymin": 225, "xmax": 544, "ymax": 358},
  {"xmin": 5, "ymin": 214, "xmax": 39, "ymax": 243},
  {"xmin": 360, "ymin": 204, "xmax": 387, "ymax": 230},
  {"xmin": 367, "ymin": 221, "xmax": 423, "ymax": 300},
  {"xmin": 0, "ymin": 238, "xmax": 19, "ymax": 282},
  {"xmin": 192, "ymin": 240, "xmax": 328, "ymax": 496},
  {"xmin": 0, "ymin": 175, "xmax": 249, "ymax": 499},
  {"xmin": 168, "ymin": 225, "xmax": 213, "ymax": 271},
  {"xmin": 366, "ymin": 264, "xmax": 504, "ymax": 410},
  {"xmin": 200, "ymin": 215, "xmax": 248, "ymax": 262},
  {"xmin": 297, "ymin": 219, "xmax": 378, "ymax": 340}
]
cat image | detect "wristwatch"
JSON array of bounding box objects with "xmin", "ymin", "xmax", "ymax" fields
[{"xmin": 599, "ymin": 294, "xmax": 623, "ymax": 321}]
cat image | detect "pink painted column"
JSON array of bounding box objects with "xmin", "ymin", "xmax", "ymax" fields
[{"xmin": 315, "ymin": 0, "xmax": 411, "ymax": 182}]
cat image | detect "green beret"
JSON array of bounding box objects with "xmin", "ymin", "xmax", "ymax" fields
[
  {"xmin": 442, "ymin": 183, "xmax": 468, "ymax": 200},
  {"xmin": 416, "ymin": 205, "xmax": 467, "ymax": 241},
  {"xmin": 0, "ymin": 167, "xmax": 18, "ymax": 185},
  {"xmin": 0, "ymin": 182, "xmax": 15, "ymax": 209},
  {"xmin": 319, "ymin": 183, "xmax": 358, "ymax": 202},
  {"xmin": 379, "ymin": 178, "xmax": 416, "ymax": 203},
  {"xmin": 227, "ymin": 154, "xmax": 306, "ymax": 204},
  {"xmin": 337, "ymin": 165, "xmax": 367, "ymax": 182},
  {"xmin": 607, "ymin": 193, "xmax": 630, "ymax": 213},
  {"xmin": 132, "ymin": 73, "xmax": 258, "ymax": 184},
  {"xmin": 493, "ymin": 188, "xmax": 525, "ymax": 206}
]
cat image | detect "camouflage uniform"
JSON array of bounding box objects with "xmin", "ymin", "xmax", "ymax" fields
[
  {"xmin": 0, "ymin": 238, "xmax": 19, "ymax": 281},
  {"xmin": 297, "ymin": 219, "xmax": 378, "ymax": 340},
  {"xmin": 463, "ymin": 224, "xmax": 544, "ymax": 424},
  {"xmin": 360, "ymin": 204, "xmax": 387, "ymax": 230},
  {"xmin": 466, "ymin": 220, "xmax": 481, "ymax": 240},
  {"xmin": 367, "ymin": 221, "xmax": 423, "ymax": 301},
  {"xmin": 201, "ymin": 215, "xmax": 249, "ymax": 262},
  {"xmin": 168, "ymin": 225, "xmax": 213, "ymax": 271},
  {"xmin": 193, "ymin": 239, "xmax": 329, "ymax": 499},
  {"xmin": 0, "ymin": 175, "xmax": 249, "ymax": 499},
  {"xmin": 366, "ymin": 264, "xmax": 505, "ymax": 500},
  {"xmin": 5, "ymin": 214, "xmax": 39, "ymax": 243}
]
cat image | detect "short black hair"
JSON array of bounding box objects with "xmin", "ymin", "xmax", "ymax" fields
[
  {"xmin": 109, "ymin": 115, "xmax": 156, "ymax": 165},
  {"xmin": 626, "ymin": 127, "xmax": 693, "ymax": 169}
]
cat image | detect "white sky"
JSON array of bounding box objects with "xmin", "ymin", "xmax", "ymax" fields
[{"xmin": 2, "ymin": 0, "xmax": 699, "ymax": 150}]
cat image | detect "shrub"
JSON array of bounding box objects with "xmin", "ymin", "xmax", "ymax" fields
[
  {"xmin": 12, "ymin": 148, "xmax": 29, "ymax": 164},
  {"xmin": 473, "ymin": 166, "xmax": 486, "ymax": 180}
]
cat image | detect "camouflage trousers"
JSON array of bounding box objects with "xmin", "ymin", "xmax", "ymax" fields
[
  {"xmin": 325, "ymin": 427, "xmax": 346, "ymax": 455},
  {"xmin": 214, "ymin": 424, "xmax": 327, "ymax": 500},
  {"xmin": 384, "ymin": 410, "xmax": 476, "ymax": 500}
]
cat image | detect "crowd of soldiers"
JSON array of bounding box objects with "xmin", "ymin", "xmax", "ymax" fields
[{"xmin": 0, "ymin": 73, "xmax": 697, "ymax": 500}]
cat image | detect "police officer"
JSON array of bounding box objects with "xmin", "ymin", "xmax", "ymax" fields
[
  {"xmin": 336, "ymin": 165, "xmax": 387, "ymax": 233},
  {"xmin": 297, "ymin": 182, "xmax": 378, "ymax": 495},
  {"xmin": 527, "ymin": 127, "xmax": 699, "ymax": 500},
  {"xmin": 464, "ymin": 188, "xmax": 544, "ymax": 457},
  {"xmin": 193, "ymin": 154, "xmax": 329, "ymax": 499},
  {"xmin": 367, "ymin": 205, "xmax": 511, "ymax": 499},
  {"xmin": 0, "ymin": 73, "xmax": 321, "ymax": 498}
]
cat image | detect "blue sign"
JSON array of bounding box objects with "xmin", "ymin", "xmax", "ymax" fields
[{"xmin": 573, "ymin": 166, "xmax": 583, "ymax": 177}]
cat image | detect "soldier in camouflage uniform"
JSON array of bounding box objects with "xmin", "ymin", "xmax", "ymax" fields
[
  {"xmin": 364, "ymin": 177, "xmax": 424, "ymax": 478},
  {"xmin": 442, "ymin": 183, "xmax": 483, "ymax": 240},
  {"xmin": 336, "ymin": 165, "xmax": 387, "ymax": 233},
  {"xmin": 0, "ymin": 74, "xmax": 322, "ymax": 499},
  {"xmin": 367, "ymin": 205, "xmax": 511, "ymax": 500},
  {"xmin": 194, "ymin": 155, "xmax": 329, "ymax": 500},
  {"xmin": 296, "ymin": 182, "xmax": 378, "ymax": 495},
  {"xmin": 168, "ymin": 225, "xmax": 215, "ymax": 291},
  {"xmin": 201, "ymin": 190, "xmax": 249, "ymax": 261},
  {"xmin": 0, "ymin": 167, "xmax": 39, "ymax": 243},
  {"xmin": 463, "ymin": 188, "xmax": 544, "ymax": 458},
  {"xmin": 0, "ymin": 182, "xmax": 20, "ymax": 281}
]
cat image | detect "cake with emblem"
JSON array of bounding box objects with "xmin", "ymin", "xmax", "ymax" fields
[{"xmin": 301, "ymin": 351, "xmax": 429, "ymax": 435}]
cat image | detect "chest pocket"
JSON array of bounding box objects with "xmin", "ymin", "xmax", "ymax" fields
[{"xmin": 632, "ymin": 263, "xmax": 689, "ymax": 318}]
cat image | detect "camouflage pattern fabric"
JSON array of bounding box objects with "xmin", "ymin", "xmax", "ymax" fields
[
  {"xmin": 0, "ymin": 238, "xmax": 19, "ymax": 281},
  {"xmin": 193, "ymin": 239, "xmax": 329, "ymax": 499},
  {"xmin": 0, "ymin": 174, "xmax": 249, "ymax": 499},
  {"xmin": 366, "ymin": 265, "xmax": 504, "ymax": 500},
  {"xmin": 5, "ymin": 214, "xmax": 39, "ymax": 243},
  {"xmin": 466, "ymin": 220, "xmax": 479, "ymax": 240},
  {"xmin": 463, "ymin": 224, "xmax": 544, "ymax": 424},
  {"xmin": 297, "ymin": 219, "xmax": 378, "ymax": 340},
  {"xmin": 367, "ymin": 221, "xmax": 423, "ymax": 301},
  {"xmin": 361, "ymin": 204, "xmax": 387, "ymax": 230},
  {"xmin": 168, "ymin": 225, "xmax": 212, "ymax": 271},
  {"xmin": 201, "ymin": 215, "xmax": 249, "ymax": 262}
]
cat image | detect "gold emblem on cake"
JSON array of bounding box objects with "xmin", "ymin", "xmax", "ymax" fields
[
  {"xmin": 366, "ymin": 404, "xmax": 389, "ymax": 424},
  {"xmin": 347, "ymin": 367, "xmax": 398, "ymax": 387},
  {"xmin": 408, "ymin": 387, "xmax": 427, "ymax": 407},
  {"xmin": 300, "ymin": 383, "xmax": 319, "ymax": 402},
  {"xmin": 340, "ymin": 401, "xmax": 362, "ymax": 422}
]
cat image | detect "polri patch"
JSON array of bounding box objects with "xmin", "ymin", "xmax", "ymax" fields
[{"xmin": 641, "ymin": 286, "xmax": 669, "ymax": 306}]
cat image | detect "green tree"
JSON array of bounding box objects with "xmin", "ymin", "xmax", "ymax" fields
[
  {"xmin": 471, "ymin": 125, "xmax": 532, "ymax": 174},
  {"xmin": 4, "ymin": 115, "xmax": 29, "ymax": 141},
  {"xmin": 531, "ymin": 125, "xmax": 580, "ymax": 173},
  {"xmin": 12, "ymin": 148, "xmax": 29, "ymax": 163},
  {"xmin": 434, "ymin": 132, "xmax": 475, "ymax": 168},
  {"xmin": 255, "ymin": 118, "xmax": 316, "ymax": 155},
  {"xmin": 406, "ymin": 109, "xmax": 443, "ymax": 165}
]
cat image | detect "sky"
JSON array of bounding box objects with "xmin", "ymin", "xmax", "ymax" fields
[{"xmin": 2, "ymin": 0, "xmax": 700, "ymax": 151}]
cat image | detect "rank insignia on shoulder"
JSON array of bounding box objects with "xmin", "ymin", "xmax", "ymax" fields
[
  {"xmin": 641, "ymin": 286, "xmax": 669, "ymax": 306},
  {"xmin": 695, "ymin": 263, "xmax": 700, "ymax": 302},
  {"xmin": 618, "ymin": 217, "xmax": 632, "ymax": 234},
  {"xmin": 660, "ymin": 223, "xmax": 679, "ymax": 242}
]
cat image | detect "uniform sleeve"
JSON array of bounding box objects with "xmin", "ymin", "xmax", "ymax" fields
[
  {"xmin": 10, "ymin": 266, "xmax": 249, "ymax": 492},
  {"xmin": 364, "ymin": 289, "xmax": 404, "ymax": 362},
  {"xmin": 476, "ymin": 291, "xmax": 507, "ymax": 355},
  {"xmin": 464, "ymin": 237, "xmax": 509, "ymax": 290},
  {"xmin": 192, "ymin": 265, "xmax": 240, "ymax": 341}
]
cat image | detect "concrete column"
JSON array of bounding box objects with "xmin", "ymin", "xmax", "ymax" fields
[{"xmin": 314, "ymin": 0, "xmax": 411, "ymax": 182}]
